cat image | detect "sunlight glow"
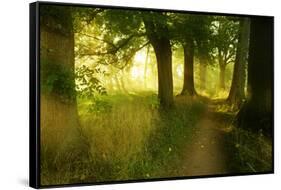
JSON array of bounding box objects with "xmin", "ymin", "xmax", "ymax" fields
[
  {"xmin": 176, "ymin": 65, "xmax": 183, "ymax": 77},
  {"xmin": 134, "ymin": 51, "xmax": 146, "ymax": 63},
  {"xmin": 131, "ymin": 67, "xmax": 142, "ymax": 79}
]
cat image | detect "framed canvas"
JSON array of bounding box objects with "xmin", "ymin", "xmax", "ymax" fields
[{"xmin": 30, "ymin": 1, "xmax": 274, "ymax": 188}]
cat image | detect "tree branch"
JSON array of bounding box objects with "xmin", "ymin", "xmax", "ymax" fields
[
  {"xmin": 108, "ymin": 41, "xmax": 150, "ymax": 70},
  {"xmin": 77, "ymin": 33, "xmax": 143, "ymax": 57},
  {"xmin": 77, "ymin": 32, "xmax": 117, "ymax": 49}
]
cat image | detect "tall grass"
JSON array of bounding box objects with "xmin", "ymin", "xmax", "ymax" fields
[
  {"xmin": 227, "ymin": 127, "xmax": 273, "ymax": 173},
  {"xmin": 41, "ymin": 93, "xmax": 205, "ymax": 184},
  {"xmin": 78, "ymin": 94, "xmax": 205, "ymax": 182},
  {"xmin": 40, "ymin": 95, "xmax": 91, "ymax": 185},
  {"xmin": 79, "ymin": 94, "xmax": 160, "ymax": 181}
]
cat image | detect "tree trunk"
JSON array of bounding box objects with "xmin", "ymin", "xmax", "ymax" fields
[
  {"xmin": 40, "ymin": 6, "xmax": 88, "ymax": 182},
  {"xmin": 236, "ymin": 17, "xmax": 273, "ymax": 137},
  {"xmin": 143, "ymin": 20, "xmax": 174, "ymax": 108},
  {"xmin": 228, "ymin": 18, "xmax": 250, "ymax": 106},
  {"xmin": 153, "ymin": 39, "xmax": 174, "ymax": 107},
  {"xmin": 199, "ymin": 56, "xmax": 207, "ymax": 90},
  {"xmin": 181, "ymin": 42, "xmax": 196, "ymax": 96},
  {"xmin": 219, "ymin": 63, "xmax": 226, "ymax": 90}
]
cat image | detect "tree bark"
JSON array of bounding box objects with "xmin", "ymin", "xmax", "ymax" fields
[
  {"xmin": 199, "ymin": 56, "xmax": 207, "ymax": 90},
  {"xmin": 40, "ymin": 6, "xmax": 88, "ymax": 182},
  {"xmin": 153, "ymin": 39, "xmax": 174, "ymax": 107},
  {"xmin": 143, "ymin": 19, "xmax": 174, "ymax": 108},
  {"xmin": 181, "ymin": 42, "xmax": 196, "ymax": 96},
  {"xmin": 228, "ymin": 18, "xmax": 250, "ymax": 106},
  {"xmin": 236, "ymin": 17, "xmax": 273, "ymax": 137}
]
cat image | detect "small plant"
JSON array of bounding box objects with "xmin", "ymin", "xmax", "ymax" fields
[{"xmin": 75, "ymin": 65, "xmax": 107, "ymax": 98}]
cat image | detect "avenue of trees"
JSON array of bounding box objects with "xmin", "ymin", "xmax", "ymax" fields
[{"xmin": 39, "ymin": 4, "xmax": 273, "ymax": 184}]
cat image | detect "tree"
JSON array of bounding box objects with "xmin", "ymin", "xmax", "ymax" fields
[
  {"xmin": 76, "ymin": 10, "xmax": 175, "ymax": 107},
  {"xmin": 143, "ymin": 13, "xmax": 174, "ymax": 107},
  {"xmin": 171, "ymin": 14, "xmax": 197, "ymax": 96},
  {"xmin": 171, "ymin": 14, "xmax": 214, "ymax": 96},
  {"xmin": 227, "ymin": 18, "xmax": 250, "ymax": 106},
  {"xmin": 181, "ymin": 39, "xmax": 195, "ymax": 96},
  {"xmin": 198, "ymin": 43, "xmax": 208, "ymax": 90},
  {"xmin": 40, "ymin": 5, "xmax": 88, "ymax": 175},
  {"xmin": 75, "ymin": 9, "xmax": 147, "ymax": 70},
  {"xmin": 194, "ymin": 17, "xmax": 215, "ymax": 92},
  {"xmin": 75, "ymin": 9, "xmax": 151, "ymax": 96},
  {"xmin": 236, "ymin": 17, "xmax": 273, "ymax": 137},
  {"xmin": 213, "ymin": 17, "xmax": 239, "ymax": 90}
]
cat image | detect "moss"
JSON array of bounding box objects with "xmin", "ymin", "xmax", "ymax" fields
[{"xmin": 40, "ymin": 59, "xmax": 76, "ymax": 103}]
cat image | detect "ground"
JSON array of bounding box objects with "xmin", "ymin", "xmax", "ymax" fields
[
  {"xmin": 41, "ymin": 93, "xmax": 272, "ymax": 185},
  {"xmin": 180, "ymin": 107, "xmax": 232, "ymax": 176}
]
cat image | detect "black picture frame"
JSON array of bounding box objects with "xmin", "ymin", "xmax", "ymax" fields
[{"xmin": 30, "ymin": 1, "xmax": 274, "ymax": 188}]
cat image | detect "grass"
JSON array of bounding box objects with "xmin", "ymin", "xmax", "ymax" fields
[
  {"xmin": 40, "ymin": 93, "xmax": 272, "ymax": 185},
  {"xmin": 49, "ymin": 93, "xmax": 205, "ymax": 183},
  {"xmin": 78, "ymin": 93, "xmax": 159, "ymax": 181},
  {"xmin": 130, "ymin": 98, "xmax": 206, "ymax": 179},
  {"xmin": 226, "ymin": 127, "xmax": 273, "ymax": 173},
  {"xmin": 206, "ymin": 102, "xmax": 273, "ymax": 174}
]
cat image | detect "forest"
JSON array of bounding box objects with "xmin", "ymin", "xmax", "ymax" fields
[{"xmin": 39, "ymin": 4, "xmax": 273, "ymax": 185}]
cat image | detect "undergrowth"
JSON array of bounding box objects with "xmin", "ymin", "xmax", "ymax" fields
[
  {"xmin": 41, "ymin": 93, "xmax": 205, "ymax": 184},
  {"xmin": 226, "ymin": 127, "xmax": 273, "ymax": 173}
]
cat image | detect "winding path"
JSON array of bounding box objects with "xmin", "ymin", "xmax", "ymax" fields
[{"xmin": 180, "ymin": 108, "xmax": 233, "ymax": 176}]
